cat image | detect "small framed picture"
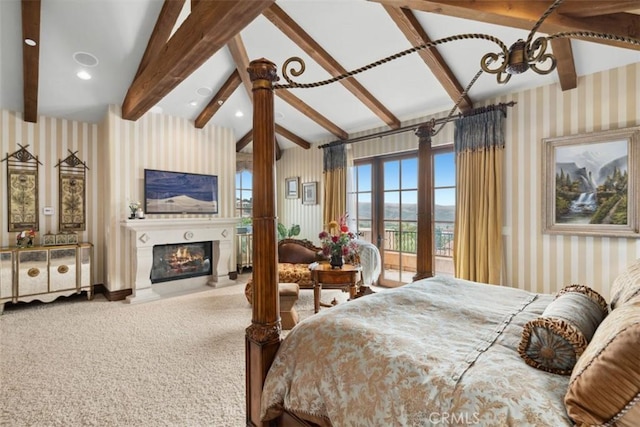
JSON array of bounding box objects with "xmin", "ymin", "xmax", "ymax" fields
[
  {"xmin": 285, "ymin": 177, "xmax": 299, "ymax": 199},
  {"xmin": 302, "ymin": 182, "xmax": 318, "ymax": 205}
]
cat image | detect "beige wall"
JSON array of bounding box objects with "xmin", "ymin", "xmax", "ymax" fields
[
  {"xmin": 278, "ymin": 63, "xmax": 640, "ymax": 299},
  {"xmin": 0, "ymin": 106, "xmax": 237, "ymax": 293},
  {"xmin": 0, "ymin": 109, "xmax": 103, "ymax": 284},
  {"xmin": 104, "ymin": 105, "xmax": 237, "ymax": 292}
]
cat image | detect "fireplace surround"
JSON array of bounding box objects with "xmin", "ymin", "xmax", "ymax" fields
[{"xmin": 122, "ymin": 217, "xmax": 237, "ymax": 303}]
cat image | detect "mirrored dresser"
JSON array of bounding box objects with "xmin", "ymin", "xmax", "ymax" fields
[{"xmin": 0, "ymin": 242, "xmax": 93, "ymax": 313}]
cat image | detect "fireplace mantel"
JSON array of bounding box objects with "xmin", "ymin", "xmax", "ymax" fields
[{"xmin": 121, "ymin": 217, "xmax": 238, "ymax": 303}]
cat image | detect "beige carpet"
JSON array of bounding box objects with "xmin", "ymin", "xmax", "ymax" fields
[{"xmin": 0, "ymin": 280, "xmax": 348, "ymax": 427}]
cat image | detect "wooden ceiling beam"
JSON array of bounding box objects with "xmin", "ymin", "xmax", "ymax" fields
[
  {"xmin": 382, "ymin": 5, "xmax": 473, "ymax": 112},
  {"xmin": 122, "ymin": 0, "xmax": 275, "ymax": 121},
  {"xmin": 557, "ymin": 1, "xmax": 640, "ymax": 18},
  {"xmin": 228, "ymin": 34, "xmax": 311, "ymax": 151},
  {"xmin": 275, "ymin": 90, "xmax": 349, "ymax": 140},
  {"xmin": 370, "ymin": 1, "xmax": 640, "ymax": 50},
  {"xmin": 236, "ymin": 130, "xmax": 253, "ymax": 152},
  {"xmin": 134, "ymin": 0, "xmax": 185, "ymax": 79},
  {"xmin": 195, "ymin": 70, "xmax": 242, "ymax": 129},
  {"xmin": 21, "ymin": 0, "xmax": 41, "ymax": 123},
  {"xmin": 263, "ymin": 4, "xmax": 402, "ymax": 129},
  {"xmin": 275, "ymin": 124, "xmax": 311, "ymax": 150},
  {"xmin": 551, "ymin": 38, "xmax": 577, "ymax": 91}
]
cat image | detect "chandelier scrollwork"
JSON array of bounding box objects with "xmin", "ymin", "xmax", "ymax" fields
[{"xmin": 274, "ymin": 0, "xmax": 639, "ymax": 115}]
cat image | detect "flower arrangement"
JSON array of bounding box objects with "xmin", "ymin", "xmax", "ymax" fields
[
  {"xmin": 319, "ymin": 213, "xmax": 357, "ymax": 267},
  {"xmin": 16, "ymin": 229, "xmax": 36, "ymax": 247},
  {"xmin": 128, "ymin": 200, "xmax": 141, "ymax": 218}
]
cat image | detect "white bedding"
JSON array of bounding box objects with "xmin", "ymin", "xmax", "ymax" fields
[{"xmin": 261, "ymin": 275, "xmax": 573, "ymax": 426}]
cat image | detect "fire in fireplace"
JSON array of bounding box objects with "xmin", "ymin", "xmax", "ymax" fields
[{"xmin": 150, "ymin": 241, "xmax": 212, "ymax": 284}]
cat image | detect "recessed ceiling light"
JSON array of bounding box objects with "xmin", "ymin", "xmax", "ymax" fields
[
  {"xmin": 73, "ymin": 51, "xmax": 99, "ymax": 67},
  {"xmin": 24, "ymin": 38, "xmax": 37, "ymax": 46},
  {"xmin": 189, "ymin": 100, "xmax": 198, "ymax": 107},
  {"xmin": 235, "ymin": 110, "xmax": 244, "ymax": 118},
  {"xmin": 196, "ymin": 87, "xmax": 213, "ymax": 97},
  {"xmin": 217, "ymin": 100, "xmax": 224, "ymax": 106},
  {"xmin": 275, "ymin": 111, "xmax": 285, "ymax": 120},
  {"xmin": 76, "ymin": 70, "xmax": 92, "ymax": 80}
]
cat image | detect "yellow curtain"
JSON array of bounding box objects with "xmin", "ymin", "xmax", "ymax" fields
[
  {"xmin": 453, "ymin": 109, "xmax": 505, "ymax": 284},
  {"xmin": 323, "ymin": 145, "xmax": 346, "ymax": 225}
]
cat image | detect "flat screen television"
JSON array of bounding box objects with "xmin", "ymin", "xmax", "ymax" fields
[{"xmin": 144, "ymin": 169, "xmax": 218, "ymax": 214}]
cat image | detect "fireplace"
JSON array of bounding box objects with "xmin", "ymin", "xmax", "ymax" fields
[
  {"xmin": 151, "ymin": 241, "xmax": 212, "ymax": 284},
  {"xmin": 121, "ymin": 218, "xmax": 237, "ymax": 304}
]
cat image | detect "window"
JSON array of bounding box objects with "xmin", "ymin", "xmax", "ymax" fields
[{"xmin": 235, "ymin": 170, "xmax": 252, "ymax": 228}]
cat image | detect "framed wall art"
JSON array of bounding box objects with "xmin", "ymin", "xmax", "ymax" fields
[
  {"xmin": 56, "ymin": 150, "xmax": 89, "ymax": 231},
  {"xmin": 2, "ymin": 144, "xmax": 42, "ymax": 232},
  {"xmin": 285, "ymin": 177, "xmax": 299, "ymax": 199},
  {"xmin": 302, "ymin": 182, "xmax": 317, "ymax": 205},
  {"xmin": 542, "ymin": 126, "xmax": 640, "ymax": 237}
]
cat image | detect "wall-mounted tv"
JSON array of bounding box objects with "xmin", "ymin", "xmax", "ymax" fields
[{"xmin": 144, "ymin": 169, "xmax": 218, "ymax": 215}]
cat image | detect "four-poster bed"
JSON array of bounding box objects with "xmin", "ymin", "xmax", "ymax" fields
[
  {"xmin": 244, "ymin": 58, "xmax": 640, "ymax": 427},
  {"xmin": 245, "ymin": 1, "xmax": 640, "ymax": 422}
]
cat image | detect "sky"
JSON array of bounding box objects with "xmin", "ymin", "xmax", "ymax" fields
[{"xmin": 356, "ymin": 151, "xmax": 456, "ymax": 206}]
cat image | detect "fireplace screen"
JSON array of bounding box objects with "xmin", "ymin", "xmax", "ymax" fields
[{"xmin": 150, "ymin": 241, "xmax": 212, "ymax": 284}]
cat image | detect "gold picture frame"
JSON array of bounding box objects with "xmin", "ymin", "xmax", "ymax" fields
[{"xmin": 542, "ymin": 126, "xmax": 640, "ymax": 237}]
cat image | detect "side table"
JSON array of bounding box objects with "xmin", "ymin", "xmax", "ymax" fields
[{"xmin": 310, "ymin": 263, "xmax": 361, "ymax": 313}]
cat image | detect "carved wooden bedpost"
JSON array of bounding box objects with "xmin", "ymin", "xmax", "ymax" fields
[
  {"xmin": 245, "ymin": 58, "xmax": 280, "ymax": 427},
  {"xmin": 413, "ymin": 123, "xmax": 435, "ymax": 281}
]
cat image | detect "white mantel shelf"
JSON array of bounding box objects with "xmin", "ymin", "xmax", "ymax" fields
[{"xmin": 121, "ymin": 217, "xmax": 239, "ymax": 304}]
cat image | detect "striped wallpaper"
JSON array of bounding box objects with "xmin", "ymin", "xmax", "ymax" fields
[
  {"xmin": 0, "ymin": 106, "xmax": 236, "ymax": 292},
  {"xmin": 2, "ymin": 63, "xmax": 638, "ymax": 298},
  {"xmin": 279, "ymin": 63, "xmax": 640, "ymax": 298}
]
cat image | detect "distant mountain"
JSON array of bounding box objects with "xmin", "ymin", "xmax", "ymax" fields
[{"xmin": 356, "ymin": 203, "xmax": 455, "ymax": 222}]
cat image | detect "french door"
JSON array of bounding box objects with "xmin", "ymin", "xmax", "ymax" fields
[{"xmin": 351, "ymin": 147, "xmax": 455, "ymax": 287}]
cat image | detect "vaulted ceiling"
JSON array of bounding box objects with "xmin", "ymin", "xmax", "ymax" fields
[{"xmin": 3, "ymin": 0, "xmax": 639, "ymax": 154}]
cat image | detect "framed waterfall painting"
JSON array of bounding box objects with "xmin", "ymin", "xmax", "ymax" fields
[{"xmin": 542, "ymin": 126, "xmax": 640, "ymax": 237}]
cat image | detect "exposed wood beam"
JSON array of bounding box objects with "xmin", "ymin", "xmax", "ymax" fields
[
  {"xmin": 557, "ymin": 1, "xmax": 640, "ymax": 18},
  {"xmin": 21, "ymin": 0, "xmax": 41, "ymax": 123},
  {"xmin": 263, "ymin": 3, "xmax": 402, "ymax": 129},
  {"xmin": 236, "ymin": 130, "xmax": 253, "ymax": 152},
  {"xmin": 275, "ymin": 137, "xmax": 282, "ymax": 160},
  {"xmin": 275, "ymin": 90, "xmax": 349, "ymax": 140},
  {"xmin": 227, "ymin": 35, "xmax": 254, "ymax": 101},
  {"xmin": 228, "ymin": 35, "xmax": 310, "ymax": 151},
  {"xmin": 369, "ymin": 1, "xmax": 640, "ymax": 50},
  {"xmin": 382, "ymin": 5, "xmax": 473, "ymax": 112},
  {"xmin": 122, "ymin": 0, "xmax": 275, "ymax": 121},
  {"xmin": 134, "ymin": 0, "xmax": 185, "ymax": 79},
  {"xmin": 551, "ymin": 38, "xmax": 577, "ymax": 91},
  {"xmin": 195, "ymin": 70, "xmax": 241, "ymax": 129},
  {"xmin": 275, "ymin": 124, "xmax": 311, "ymax": 150}
]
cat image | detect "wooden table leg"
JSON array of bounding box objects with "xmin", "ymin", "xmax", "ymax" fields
[{"xmin": 314, "ymin": 282, "xmax": 322, "ymax": 313}]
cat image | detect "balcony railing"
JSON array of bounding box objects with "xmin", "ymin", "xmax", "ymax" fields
[{"xmin": 358, "ymin": 228, "xmax": 454, "ymax": 257}]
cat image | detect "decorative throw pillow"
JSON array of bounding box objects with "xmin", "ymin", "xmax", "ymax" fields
[
  {"xmin": 564, "ymin": 299, "xmax": 640, "ymax": 426},
  {"xmin": 610, "ymin": 258, "xmax": 640, "ymax": 310},
  {"xmin": 518, "ymin": 285, "xmax": 608, "ymax": 375}
]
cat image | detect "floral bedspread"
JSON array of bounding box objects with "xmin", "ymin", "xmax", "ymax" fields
[{"xmin": 261, "ymin": 276, "xmax": 573, "ymax": 426}]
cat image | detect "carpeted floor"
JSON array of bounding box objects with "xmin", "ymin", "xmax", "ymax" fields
[{"xmin": 0, "ymin": 279, "xmax": 347, "ymax": 427}]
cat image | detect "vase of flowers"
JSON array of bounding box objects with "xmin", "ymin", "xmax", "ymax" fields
[
  {"xmin": 128, "ymin": 201, "xmax": 141, "ymax": 219},
  {"xmin": 319, "ymin": 213, "xmax": 357, "ymax": 269},
  {"xmin": 16, "ymin": 229, "xmax": 36, "ymax": 248}
]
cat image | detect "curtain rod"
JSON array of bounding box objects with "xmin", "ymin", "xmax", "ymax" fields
[{"xmin": 318, "ymin": 101, "xmax": 517, "ymax": 149}]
